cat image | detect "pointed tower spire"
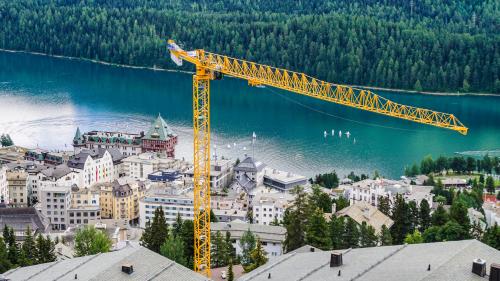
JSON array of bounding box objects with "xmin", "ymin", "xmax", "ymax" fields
[{"xmin": 73, "ymin": 127, "xmax": 82, "ymax": 141}]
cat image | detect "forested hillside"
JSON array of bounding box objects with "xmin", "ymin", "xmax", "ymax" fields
[{"xmin": 0, "ymin": 0, "xmax": 498, "ymax": 93}]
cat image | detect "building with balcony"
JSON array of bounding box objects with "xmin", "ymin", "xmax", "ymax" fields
[{"xmin": 39, "ymin": 185, "xmax": 71, "ymax": 231}]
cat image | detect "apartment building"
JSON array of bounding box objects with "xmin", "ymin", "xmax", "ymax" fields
[
  {"xmin": 252, "ymin": 192, "xmax": 294, "ymax": 225},
  {"xmin": 184, "ymin": 158, "xmax": 234, "ymax": 190},
  {"xmin": 0, "ymin": 165, "xmax": 8, "ymax": 204},
  {"xmin": 67, "ymin": 185, "xmax": 100, "ymax": 227},
  {"xmin": 6, "ymin": 169, "xmax": 29, "ymax": 207},
  {"xmin": 122, "ymin": 152, "xmax": 188, "ymax": 180},
  {"xmin": 96, "ymin": 178, "xmax": 147, "ymax": 223},
  {"xmin": 67, "ymin": 148, "xmax": 123, "ymax": 188},
  {"xmin": 39, "ymin": 186, "xmax": 71, "ymax": 231}
]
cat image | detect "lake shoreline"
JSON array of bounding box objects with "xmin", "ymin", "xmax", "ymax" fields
[{"xmin": 1, "ymin": 48, "xmax": 498, "ymax": 97}]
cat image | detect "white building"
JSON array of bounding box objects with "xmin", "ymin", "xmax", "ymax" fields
[
  {"xmin": 38, "ymin": 164, "xmax": 79, "ymax": 201},
  {"xmin": 211, "ymin": 220, "xmax": 286, "ymax": 258},
  {"xmin": 67, "ymin": 148, "xmax": 123, "ymax": 188},
  {"xmin": 184, "ymin": 158, "xmax": 234, "ymax": 190},
  {"xmin": 138, "ymin": 185, "xmax": 194, "ymax": 228},
  {"xmin": 123, "ymin": 152, "xmax": 189, "ymax": 180},
  {"xmin": 262, "ymin": 167, "xmax": 308, "ymax": 192},
  {"xmin": 73, "ymin": 128, "xmax": 143, "ymax": 156},
  {"xmin": 252, "ymin": 192, "xmax": 294, "ymax": 225},
  {"xmin": 0, "ymin": 165, "xmax": 8, "ymax": 204},
  {"xmin": 343, "ymin": 178, "xmax": 434, "ymax": 207},
  {"xmin": 483, "ymin": 202, "xmax": 500, "ymax": 227},
  {"xmin": 39, "ymin": 185, "xmax": 71, "ymax": 231}
]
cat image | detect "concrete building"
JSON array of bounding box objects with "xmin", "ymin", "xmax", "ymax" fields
[
  {"xmin": 39, "ymin": 185, "xmax": 71, "ymax": 231},
  {"xmin": 38, "ymin": 164, "xmax": 79, "ymax": 202},
  {"xmin": 96, "ymin": 178, "xmax": 147, "ymax": 223},
  {"xmin": 67, "ymin": 148, "xmax": 123, "ymax": 188},
  {"xmin": 68, "ymin": 185, "xmax": 101, "ymax": 227},
  {"xmin": 0, "ymin": 207, "xmax": 49, "ymax": 241},
  {"xmin": 6, "ymin": 169, "xmax": 29, "ymax": 207},
  {"xmin": 252, "ymin": 192, "xmax": 294, "ymax": 225},
  {"xmin": 6, "ymin": 161, "xmax": 50, "ymax": 205},
  {"xmin": 239, "ymin": 240, "xmax": 500, "ymax": 281},
  {"xmin": 336, "ymin": 201, "xmax": 394, "ymax": 234},
  {"xmin": 3, "ymin": 242, "xmax": 207, "ymax": 281},
  {"xmin": 263, "ymin": 168, "xmax": 308, "ymax": 192},
  {"xmin": 233, "ymin": 156, "xmax": 266, "ymax": 192},
  {"xmin": 139, "ymin": 185, "xmax": 194, "ymax": 228},
  {"xmin": 122, "ymin": 152, "xmax": 188, "ymax": 180},
  {"xmin": 184, "ymin": 158, "xmax": 234, "ymax": 190},
  {"xmin": 211, "ymin": 220, "xmax": 286, "ymax": 258}
]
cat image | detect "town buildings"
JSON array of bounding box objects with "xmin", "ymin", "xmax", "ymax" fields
[
  {"xmin": 6, "ymin": 169, "xmax": 29, "ymax": 207},
  {"xmin": 211, "ymin": 220, "xmax": 286, "ymax": 258},
  {"xmin": 122, "ymin": 152, "xmax": 188, "ymax": 180},
  {"xmin": 184, "ymin": 158, "xmax": 234, "ymax": 190},
  {"xmin": 262, "ymin": 168, "xmax": 308, "ymax": 192},
  {"xmin": 233, "ymin": 156, "xmax": 266, "ymax": 192},
  {"xmin": 73, "ymin": 114, "xmax": 178, "ymax": 157},
  {"xmin": 138, "ymin": 184, "xmax": 194, "ymax": 228},
  {"xmin": 39, "ymin": 185, "xmax": 71, "ymax": 231},
  {"xmin": 342, "ymin": 178, "xmax": 434, "ymax": 207},
  {"xmin": 335, "ymin": 201, "xmax": 394, "ymax": 234},
  {"xmin": 68, "ymin": 185, "xmax": 101, "ymax": 227},
  {"xmin": 252, "ymin": 192, "xmax": 294, "ymax": 225},
  {"xmin": 25, "ymin": 148, "xmax": 72, "ymax": 166},
  {"xmin": 96, "ymin": 178, "xmax": 147, "ymax": 223},
  {"xmin": 6, "ymin": 161, "xmax": 50, "ymax": 205},
  {"xmin": 0, "ymin": 164, "xmax": 8, "ymax": 204},
  {"xmin": 67, "ymin": 148, "xmax": 123, "ymax": 188}
]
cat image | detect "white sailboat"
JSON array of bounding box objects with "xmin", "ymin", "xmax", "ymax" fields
[
  {"xmin": 339, "ymin": 130, "xmax": 342, "ymax": 138},
  {"xmin": 346, "ymin": 131, "xmax": 351, "ymax": 138}
]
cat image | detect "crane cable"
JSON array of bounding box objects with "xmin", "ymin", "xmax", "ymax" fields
[{"xmin": 263, "ymin": 86, "xmax": 425, "ymax": 133}]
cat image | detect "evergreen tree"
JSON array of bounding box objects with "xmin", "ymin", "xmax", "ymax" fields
[
  {"xmin": 160, "ymin": 235, "xmax": 187, "ymax": 267},
  {"xmin": 227, "ymin": 259, "xmax": 234, "ymax": 281},
  {"xmin": 20, "ymin": 226, "xmax": 37, "ymax": 266},
  {"xmin": 330, "ymin": 216, "xmax": 345, "ymax": 249},
  {"xmin": 423, "ymin": 226, "xmax": 443, "ymax": 243},
  {"xmin": 180, "ymin": 219, "xmax": 195, "ymax": 269},
  {"xmin": 35, "ymin": 234, "xmax": 55, "ymax": 264},
  {"xmin": 379, "ymin": 225, "xmax": 392, "ymax": 246},
  {"xmin": 239, "ymin": 229, "xmax": 256, "ymax": 266},
  {"xmin": 449, "ymin": 200, "xmax": 470, "ymax": 234},
  {"xmin": 309, "ymin": 185, "xmax": 332, "ymax": 212},
  {"xmin": 359, "ymin": 222, "xmax": 377, "ymax": 247},
  {"xmin": 419, "ymin": 199, "xmax": 431, "ymax": 232},
  {"xmin": 74, "ymin": 226, "xmax": 112, "ymax": 257},
  {"xmin": 224, "ymin": 231, "xmax": 235, "ymax": 265},
  {"xmin": 482, "ymin": 224, "xmax": 500, "ymax": 250},
  {"xmin": 486, "ymin": 176, "xmax": 495, "ymax": 194},
  {"xmin": 390, "ymin": 194, "xmax": 411, "ymax": 244},
  {"xmin": 172, "ymin": 212, "xmax": 183, "ymax": 238},
  {"xmin": 6, "ymin": 227, "xmax": 18, "ymax": 266},
  {"xmin": 0, "ymin": 237, "xmax": 12, "ymax": 273},
  {"xmin": 377, "ymin": 196, "xmax": 391, "ymax": 216},
  {"xmin": 431, "ymin": 204, "xmax": 449, "ymax": 226},
  {"xmin": 211, "ymin": 231, "xmax": 225, "ymax": 268},
  {"xmin": 305, "ymin": 207, "xmax": 331, "ymax": 250},
  {"xmin": 283, "ymin": 186, "xmax": 308, "ymax": 252},
  {"xmin": 408, "ymin": 201, "xmax": 419, "ymax": 234},
  {"xmin": 140, "ymin": 207, "xmax": 169, "ymax": 253},
  {"xmin": 441, "ymin": 221, "xmax": 468, "ymax": 241},
  {"xmin": 244, "ymin": 239, "xmax": 268, "ymax": 272},
  {"xmin": 343, "ymin": 217, "xmax": 359, "ymax": 248}
]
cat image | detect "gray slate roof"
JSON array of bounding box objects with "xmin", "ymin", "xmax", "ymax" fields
[
  {"xmin": 4, "ymin": 243, "xmax": 209, "ymax": 281},
  {"xmin": 67, "ymin": 148, "xmax": 124, "ymax": 169},
  {"xmin": 41, "ymin": 164, "xmax": 73, "ymax": 180},
  {"xmin": 0, "ymin": 207, "xmax": 49, "ymax": 239},
  {"xmin": 234, "ymin": 157, "xmax": 266, "ymax": 173},
  {"xmin": 238, "ymin": 240, "xmax": 500, "ymax": 281}
]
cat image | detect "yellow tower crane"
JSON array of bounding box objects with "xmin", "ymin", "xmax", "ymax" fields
[{"xmin": 167, "ymin": 39, "xmax": 468, "ymax": 277}]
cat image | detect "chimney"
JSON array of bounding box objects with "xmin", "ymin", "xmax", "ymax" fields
[
  {"xmin": 310, "ymin": 247, "xmax": 315, "ymax": 252},
  {"xmin": 472, "ymin": 259, "xmax": 486, "ymax": 277},
  {"xmin": 490, "ymin": 263, "xmax": 500, "ymax": 281},
  {"xmin": 330, "ymin": 252, "xmax": 343, "ymax": 267},
  {"xmin": 122, "ymin": 263, "xmax": 134, "ymax": 275}
]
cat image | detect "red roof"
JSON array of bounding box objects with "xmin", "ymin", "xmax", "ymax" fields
[{"xmin": 483, "ymin": 194, "xmax": 497, "ymax": 203}]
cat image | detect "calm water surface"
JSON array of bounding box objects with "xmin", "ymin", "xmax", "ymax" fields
[{"xmin": 0, "ymin": 51, "xmax": 499, "ymax": 178}]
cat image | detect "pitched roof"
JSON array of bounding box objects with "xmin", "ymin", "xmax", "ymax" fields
[
  {"xmin": 3, "ymin": 243, "xmax": 208, "ymax": 281},
  {"xmin": 143, "ymin": 114, "xmax": 176, "ymax": 141},
  {"xmin": 234, "ymin": 157, "xmax": 266, "ymax": 173},
  {"xmin": 41, "ymin": 164, "xmax": 74, "ymax": 180},
  {"xmin": 335, "ymin": 201, "xmax": 393, "ymax": 234},
  {"xmin": 239, "ymin": 240, "xmax": 500, "ymax": 281},
  {"xmin": 0, "ymin": 207, "xmax": 49, "ymax": 238},
  {"xmin": 67, "ymin": 148, "xmax": 124, "ymax": 169}
]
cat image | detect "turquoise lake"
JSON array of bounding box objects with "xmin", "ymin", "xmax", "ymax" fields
[{"xmin": 0, "ymin": 51, "xmax": 499, "ymax": 178}]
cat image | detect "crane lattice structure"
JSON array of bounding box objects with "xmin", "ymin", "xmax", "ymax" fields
[{"xmin": 167, "ymin": 39, "xmax": 468, "ymax": 277}]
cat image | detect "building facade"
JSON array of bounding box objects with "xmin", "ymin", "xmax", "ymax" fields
[
  {"xmin": 39, "ymin": 186, "xmax": 71, "ymax": 231},
  {"xmin": 184, "ymin": 158, "xmax": 234, "ymax": 190},
  {"xmin": 6, "ymin": 169, "xmax": 29, "ymax": 207},
  {"xmin": 0, "ymin": 165, "xmax": 8, "ymax": 204},
  {"xmin": 67, "ymin": 148, "xmax": 121, "ymax": 188},
  {"xmin": 262, "ymin": 168, "xmax": 308, "ymax": 192},
  {"xmin": 122, "ymin": 152, "xmax": 188, "ymax": 180},
  {"xmin": 73, "ymin": 114, "xmax": 178, "ymax": 158},
  {"xmin": 138, "ymin": 186, "xmax": 194, "ymax": 228},
  {"xmin": 97, "ymin": 178, "xmax": 146, "ymax": 223},
  {"xmin": 233, "ymin": 156, "xmax": 266, "ymax": 192},
  {"xmin": 67, "ymin": 185, "xmax": 101, "ymax": 227},
  {"xmin": 252, "ymin": 193, "xmax": 294, "ymax": 225}
]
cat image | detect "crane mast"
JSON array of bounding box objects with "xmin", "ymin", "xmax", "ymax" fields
[{"xmin": 167, "ymin": 39, "xmax": 468, "ymax": 277}]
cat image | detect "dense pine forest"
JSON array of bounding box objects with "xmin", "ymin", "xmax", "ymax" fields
[{"xmin": 0, "ymin": 0, "xmax": 498, "ymax": 93}]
